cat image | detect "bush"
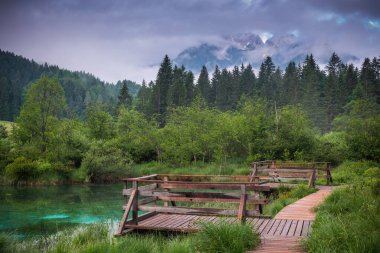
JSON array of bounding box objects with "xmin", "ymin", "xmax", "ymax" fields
[
  {"xmin": 332, "ymin": 160, "xmax": 379, "ymax": 184},
  {"xmin": 79, "ymin": 140, "xmax": 132, "ymax": 182},
  {"xmin": 306, "ymin": 185, "xmax": 380, "ymax": 253},
  {"xmin": 5, "ymin": 157, "xmax": 40, "ymax": 182},
  {"xmin": 0, "ymin": 233, "xmax": 13, "ymax": 253},
  {"xmin": 193, "ymin": 221, "xmax": 259, "ymax": 253}
]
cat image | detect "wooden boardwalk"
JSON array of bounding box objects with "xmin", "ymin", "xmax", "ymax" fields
[
  {"xmin": 248, "ymin": 186, "xmax": 333, "ymax": 253},
  {"xmin": 124, "ymin": 214, "xmax": 313, "ymax": 237}
]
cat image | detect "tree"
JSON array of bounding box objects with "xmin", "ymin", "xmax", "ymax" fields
[
  {"xmin": 118, "ymin": 80, "xmax": 133, "ymax": 108},
  {"xmin": 152, "ymin": 55, "xmax": 173, "ymax": 123},
  {"xmin": 334, "ymin": 99, "xmax": 380, "ymax": 161},
  {"xmin": 196, "ymin": 65, "xmax": 211, "ymax": 101},
  {"xmin": 257, "ymin": 56, "xmax": 275, "ymax": 99},
  {"xmin": 281, "ymin": 62, "xmax": 299, "ymax": 105},
  {"xmin": 85, "ymin": 103, "xmax": 115, "ymax": 140},
  {"xmin": 14, "ymin": 76, "xmax": 66, "ymax": 152}
]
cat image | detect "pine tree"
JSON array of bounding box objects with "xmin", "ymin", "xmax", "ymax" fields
[
  {"xmin": 215, "ymin": 68, "xmax": 232, "ymax": 110},
  {"xmin": 167, "ymin": 65, "xmax": 186, "ymax": 107},
  {"xmin": 230, "ymin": 65, "xmax": 241, "ymax": 108},
  {"xmin": 136, "ymin": 79, "xmax": 153, "ymax": 116},
  {"xmin": 118, "ymin": 80, "xmax": 133, "ymax": 108},
  {"xmin": 152, "ymin": 55, "xmax": 173, "ymax": 121},
  {"xmin": 301, "ymin": 54, "xmax": 326, "ymax": 130},
  {"xmin": 240, "ymin": 64, "xmax": 255, "ymax": 96},
  {"xmin": 209, "ymin": 65, "xmax": 221, "ymax": 105},
  {"xmin": 196, "ymin": 65, "xmax": 211, "ymax": 100},
  {"xmin": 282, "ymin": 62, "xmax": 301, "ymax": 105},
  {"xmin": 325, "ymin": 52, "xmax": 344, "ymax": 127},
  {"xmin": 184, "ymin": 70, "xmax": 195, "ymax": 106},
  {"xmin": 257, "ymin": 56, "xmax": 275, "ymax": 99}
]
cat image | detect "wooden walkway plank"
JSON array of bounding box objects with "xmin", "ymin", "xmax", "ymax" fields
[{"xmin": 249, "ymin": 186, "xmax": 333, "ymax": 253}]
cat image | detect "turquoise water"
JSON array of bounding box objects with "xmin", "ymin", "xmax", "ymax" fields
[{"xmin": 0, "ymin": 184, "xmax": 124, "ymax": 237}]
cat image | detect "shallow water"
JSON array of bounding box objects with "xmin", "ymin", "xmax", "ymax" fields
[{"xmin": 0, "ymin": 184, "xmax": 124, "ymax": 237}]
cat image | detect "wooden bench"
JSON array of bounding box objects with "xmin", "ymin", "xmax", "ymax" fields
[
  {"xmin": 250, "ymin": 160, "xmax": 332, "ymax": 188},
  {"xmin": 116, "ymin": 174, "xmax": 271, "ymax": 235}
]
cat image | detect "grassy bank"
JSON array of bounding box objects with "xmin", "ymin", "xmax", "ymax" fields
[
  {"xmin": 306, "ymin": 161, "xmax": 380, "ymax": 253},
  {"xmin": 0, "ymin": 221, "xmax": 260, "ymax": 253},
  {"xmin": 0, "ymin": 161, "xmax": 250, "ymax": 186}
]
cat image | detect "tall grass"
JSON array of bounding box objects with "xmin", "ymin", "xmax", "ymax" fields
[
  {"xmin": 1, "ymin": 220, "xmax": 259, "ymax": 253},
  {"xmin": 306, "ymin": 161, "xmax": 380, "ymax": 253},
  {"xmin": 193, "ymin": 221, "xmax": 259, "ymax": 253}
]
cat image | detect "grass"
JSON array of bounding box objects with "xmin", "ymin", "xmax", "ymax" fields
[
  {"xmin": 305, "ymin": 161, "xmax": 380, "ymax": 253},
  {"xmin": 193, "ymin": 221, "xmax": 259, "ymax": 253},
  {"xmin": 0, "ymin": 121, "xmax": 14, "ymax": 133},
  {"xmin": 263, "ymin": 184, "xmax": 317, "ymax": 217},
  {"xmin": 0, "ymin": 221, "xmax": 259, "ymax": 253}
]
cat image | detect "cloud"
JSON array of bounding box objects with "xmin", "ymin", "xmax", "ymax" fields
[{"xmin": 0, "ymin": 0, "xmax": 379, "ymax": 83}]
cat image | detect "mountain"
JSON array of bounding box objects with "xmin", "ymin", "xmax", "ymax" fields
[
  {"xmin": 174, "ymin": 33, "xmax": 359, "ymax": 72},
  {"xmin": 0, "ymin": 50, "xmax": 140, "ymax": 121}
]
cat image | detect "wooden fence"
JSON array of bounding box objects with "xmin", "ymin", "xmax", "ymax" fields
[
  {"xmin": 250, "ymin": 160, "xmax": 332, "ymax": 187},
  {"xmin": 116, "ymin": 174, "xmax": 271, "ymax": 235}
]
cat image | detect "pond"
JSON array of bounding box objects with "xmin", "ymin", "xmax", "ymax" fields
[{"xmin": 0, "ymin": 184, "xmax": 124, "ymax": 238}]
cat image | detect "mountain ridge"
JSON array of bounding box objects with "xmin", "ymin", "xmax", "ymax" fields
[{"xmin": 174, "ymin": 32, "xmax": 359, "ymax": 72}]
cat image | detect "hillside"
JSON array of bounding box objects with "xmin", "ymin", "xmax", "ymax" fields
[{"xmin": 0, "ymin": 50, "xmax": 140, "ymax": 121}]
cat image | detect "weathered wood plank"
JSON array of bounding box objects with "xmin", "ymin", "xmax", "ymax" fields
[
  {"xmin": 123, "ymin": 183, "xmax": 157, "ymax": 195},
  {"xmin": 159, "ymin": 182, "xmax": 270, "ymax": 191},
  {"xmin": 138, "ymin": 205, "xmax": 262, "ymax": 217},
  {"xmin": 117, "ymin": 189, "xmax": 137, "ymax": 235}
]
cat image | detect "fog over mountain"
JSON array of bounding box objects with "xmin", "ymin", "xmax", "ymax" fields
[{"xmin": 174, "ymin": 32, "xmax": 359, "ymax": 73}]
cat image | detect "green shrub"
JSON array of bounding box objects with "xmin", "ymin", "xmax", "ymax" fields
[
  {"xmin": 5, "ymin": 157, "xmax": 40, "ymax": 182},
  {"xmin": 193, "ymin": 221, "xmax": 259, "ymax": 253},
  {"xmin": 332, "ymin": 161, "xmax": 379, "ymax": 184},
  {"xmin": 79, "ymin": 140, "xmax": 132, "ymax": 182},
  {"xmin": 0, "ymin": 233, "xmax": 13, "ymax": 253}
]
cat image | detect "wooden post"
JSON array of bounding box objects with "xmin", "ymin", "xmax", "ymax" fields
[
  {"xmin": 327, "ymin": 163, "xmax": 332, "ymax": 185},
  {"xmin": 308, "ymin": 168, "xmax": 316, "ymax": 188},
  {"xmin": 117, "ymin": 189, "xmax": 137, "ymax": 235},
  {"xmin": 132, "ymin": 181, "xmax": 138, "ymax": 225},
  {"xmin": 238, "ymin": 184, "xmax": 247, "ymax": 223},
  {"xmin": 250, "ymin": 163, "xmax": 257, "ymax": 182}
]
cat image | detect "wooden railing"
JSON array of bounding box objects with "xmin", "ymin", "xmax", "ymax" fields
[
  {"xmin": 250, "ymin": 160, "xmax": 332, "ymax": 187},
  {"xmin": 117, "ymin": 174, "xmax": 271, "ymax": 235}
]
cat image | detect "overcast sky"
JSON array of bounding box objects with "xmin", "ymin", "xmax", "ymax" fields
[{"xmin": 0, "ymin": 0, "xmax": 379, "ymax": 83}]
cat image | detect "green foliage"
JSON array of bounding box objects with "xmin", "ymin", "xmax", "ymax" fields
[
  {"xmin": 0, "ymin": 233, "xmax": 13, "ymax": 253},
  {"xmin": 5, "ymin": 157, "xmax": 40, "ymax": 182},
  {"xmin": 306, "ymin": 184, "xmax": 380, "ymax": 253},
  {"xmin": 14, "ymin": 76, "xmax": 66, "ymax": 152},
  {"xmin": 314, "ymin": 132, "xmax": 348, "ymax": 165},
  {"xmin": 79, "ymin": 140, "xmax": 132, "ymax": 182},
  {"xmin": 85, "ymin": 103, "xmax": 115, "ymax": 140},
  {"xmin": 271, "ymin": 105, "xmax": 317, "ymax": 160},
  {"xmin": 116, "ymin": 108, "xmax": 157, "ymax": 162},
  {"xmin": 0, "ymin": 124, "xmax": 8, "ymax": 139},
  {"xmin": 193, "ymin": 221, "xmax": 259, "ymax": 253},
  {"xmin": 334, "ymin": 99, "xmax": 380, "ymax": 162},
  {"xmin": 331, "ymin": 160, "xmax": 379, "ymax": 185}
]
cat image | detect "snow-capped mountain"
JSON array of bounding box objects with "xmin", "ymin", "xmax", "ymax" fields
[{"xmin": 173, "ymin": 33, "xmax": 359, "ymax": 73}]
